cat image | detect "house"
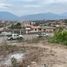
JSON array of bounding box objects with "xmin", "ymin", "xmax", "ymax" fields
[
  {"xmin": 24, "ymin": 25, "xmax": 41, "ymax": 34},
  {"xmin": 41, "ymin": 26, "xmax": 55, "ymax": 33},
  {"xmin": 22, "ymin": 21, "xmax": 41, "ymax": 34},
  {"xmin": 30, "ymin": 25, "xmax": 41, "ymax": 33},
  {"xmin": 25, "ymin": 26, "xmax": 31, "ymax": 34}
]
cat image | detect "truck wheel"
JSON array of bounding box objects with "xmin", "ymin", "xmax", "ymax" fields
[
  {"xmin": 19, "ymin": 37, "xmax": 23, "ymax": 40},
  {"xmin": 10, "ymin": 38, "xmax": 13, "ymax": 40}
]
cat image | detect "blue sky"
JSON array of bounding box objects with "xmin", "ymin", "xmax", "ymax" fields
[{"xmin": 0, "ymin": 0, "xmax": 67, "ymax": 16}]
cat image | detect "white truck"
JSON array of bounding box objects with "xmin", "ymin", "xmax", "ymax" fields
[{"xmin": 7, "ymin": 34, "xmax": 23, "ymax": 40}]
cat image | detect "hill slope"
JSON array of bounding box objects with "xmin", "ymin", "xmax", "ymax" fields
[
  {"xmin": 0, "ymin": 11, "xmax": 18, "ymax": 20},
  {"xmin": 20, "ymin": 13, "xmax": 64, "ymax": 21},
  {"xmin": 0, "ymin": 11, "xmax": 67, "ymax": 21}
]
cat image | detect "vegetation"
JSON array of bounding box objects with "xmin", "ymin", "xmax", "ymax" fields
[
  {"xmin": 64, "ymin": 19, "xmax": 67, "ymax": 23},
  {"xmin": 11, "ymin": 57, "xmax": 17, "ymax": 67},
  {"xmin": 10, "ymin": 22, "xmax": 22, "ymax": 29},
  {"xmin": 49, "ymin": 27, "xmax": 67, "ymax": 45}
]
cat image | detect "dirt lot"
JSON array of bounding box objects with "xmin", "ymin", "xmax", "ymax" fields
[
  {"xmin": 39, "ymin": 42, "xmax": 67, "ymax": 67},
  {"xmin": 14, "ymin": 42, "xmax": 67, "ymax": 67},
  {"xmin": 0, "ymin": 40, "xmax": 67, "ymax": 67}
]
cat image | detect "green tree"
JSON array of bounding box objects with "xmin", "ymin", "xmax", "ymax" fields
[
  {"xmin": 10, "ymin": 23, "xmax": 22, "ymax": 34},
  {"xmin": 10, "ymin": 24, "xmax": 15, "ymax": 29},
  {"xmin": 15, "ymin": 23, "xmax": 22, "ymax": 29},
  {"xmin": 10, "ymin": 23, "xmax": 22, "ymax": 29},
  {"xmin": 15, "ymin": 23, "xmax": 22, "ymax": 35}
]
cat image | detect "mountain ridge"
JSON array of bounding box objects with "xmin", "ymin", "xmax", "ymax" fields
[
  {"xmin": 0, "ymin": 11, "xmax": 18, "ymax": 21},
  {"xmin": 0, "ymin": 11, "xmax": 67, "ymax": 21}
]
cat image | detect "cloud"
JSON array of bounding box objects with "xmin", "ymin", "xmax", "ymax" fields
[
  {"xmin": 0, "ymin": 0, "xmax": 67, "ymax": 16},
  {"xmin": 0, "ymin": 0, "xmax": 11, "ymax": 8}
]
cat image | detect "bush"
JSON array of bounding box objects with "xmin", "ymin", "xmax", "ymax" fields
[{"xmin": 49, "ymin": 27, "xmax": 67, "ymax": 45}]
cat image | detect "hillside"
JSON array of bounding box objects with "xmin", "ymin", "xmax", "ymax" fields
[
  {"xmin": 0, "ymin": 11, "xmax": 18, "ymax": 21},
  {"xmin": 0, "ymin": 11, "xmax": 67, "ymax": 21}
]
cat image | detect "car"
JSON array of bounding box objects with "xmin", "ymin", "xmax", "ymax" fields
[
  {"xmin": 7, "ymin": 34, "xmax": 23, "ymax": 40},
  {"xmin": 36, "ymin": 33, "xmax": 48, "ymax": 37}
]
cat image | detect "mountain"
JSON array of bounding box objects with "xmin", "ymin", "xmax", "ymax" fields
[
  {"xmin": 60, "ymin": 12, "xmax": 67, "ymax": 19},
  {"xmin": 0, "ymin": 11, "xmax": 18, "ymax": 20},
  {"xmin": 0, "ymin": 11, "xmax": 67, "ymax": 21},
  {"xmin": 20, "ymin": 13, "xmax": 63, "ymax": 21}
]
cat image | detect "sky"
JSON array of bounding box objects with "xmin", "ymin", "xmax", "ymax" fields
[{"xmin": 0, "ymin": 0, "xmax": 67, "ymax": 16}]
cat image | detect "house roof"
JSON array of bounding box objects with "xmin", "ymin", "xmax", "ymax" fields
[
  {"xmin": 41, "ymin": 26, "xmax": 55, "ymax": 29},
  {"xmin": 31, "ymin": 25, "xmax": 41, "ymax": 29}
]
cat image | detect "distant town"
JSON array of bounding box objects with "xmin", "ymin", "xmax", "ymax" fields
[{"xmin": 0, "ymin": 19, "xmax": 67, "ymax": 36}]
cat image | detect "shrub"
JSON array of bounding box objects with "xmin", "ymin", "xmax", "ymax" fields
[
  {"xmin": 49, "ymin": 27, "xmax": 67, "ymax": 45},
  {"xmin": 11, "ymin": 57, "xmax": 17, "ymax": 67}
]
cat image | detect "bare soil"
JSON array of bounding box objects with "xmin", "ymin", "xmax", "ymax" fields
[
  {"xmin": 17, "ymin": 42, "xmax": 67, "ymax": 67},
  {"xmin": 0, "ymin": 41, "xmax": 67, "ymax": 67}
]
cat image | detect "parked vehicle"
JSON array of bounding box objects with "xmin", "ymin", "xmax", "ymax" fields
[
  {"xmin": 36, "ymin": 33, "xmax": 49, "ymax": 37},
  {"xmin": 7, "ymin": 34, "xmax": 23, "ymax": 40}
]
